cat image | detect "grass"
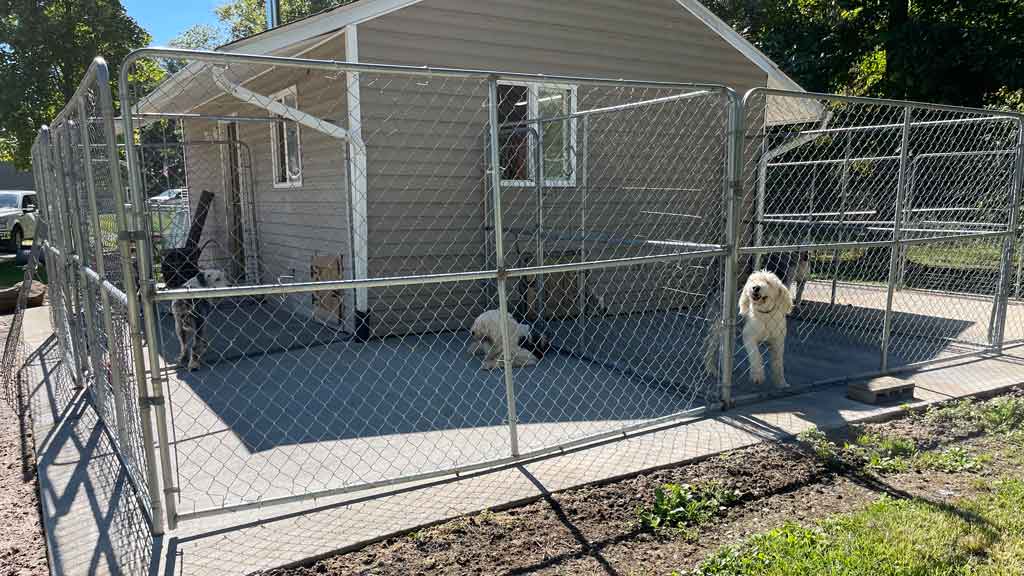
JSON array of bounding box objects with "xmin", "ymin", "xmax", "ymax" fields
[
  {"xmin": 914, "ymin": 447, "xmax": 991, "ymax": 474},
  {"xmin": 637, "ymin": 482, "xmax": 740, "ymax": 535},
  {"xmin": 797, "ymin": 427, "xmax": 993, "ymax": 475},
  {"xmin": 0, "ymin": 257, "xmax": 47, "ymax": 290},
  {"xmin": 923, "ymin": 395, "xmax": 1024, "ymax": 435},
  {"xmin": 905, "ymin": 242, "xmax": 1009, "ymax": 272},
  {"xmin": 689, "ymin": 478, "xmax": 1024, "ymax": 576}
]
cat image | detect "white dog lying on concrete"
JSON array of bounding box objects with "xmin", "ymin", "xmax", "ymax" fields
[{"xmin": 467, "ymin": 309, "xmax": 549, "ymax": 370}]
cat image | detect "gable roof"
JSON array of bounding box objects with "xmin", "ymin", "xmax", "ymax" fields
[
  {"xmin": 219, "ymin": 0, "xmax": 807, "ymax": 95},
  {"xmin": 137, "ymin": 0, "xmax": 821, "ymax": 126}
]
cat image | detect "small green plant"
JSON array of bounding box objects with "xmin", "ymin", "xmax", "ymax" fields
[
  {"xmin": 797, "ymin": 428, "xmax": 839, "ymax": 463},
  {"xmin": 978, "ymin": 396, "xmax": 1024, "ymax": 433},
  {"xmin": 637, "ymin": 482, "xmax": 740, "ymax": 534},
  {"xmin": 924, "ymin": 398, "xmax": 980, "ymax": 427},
  {"xmin": 913, "ymin": 446, "xmax": 988, "ymax": 473},
  {"xmin": 846, "ymin": 432, "xmax": 916, "ymax": 474}
]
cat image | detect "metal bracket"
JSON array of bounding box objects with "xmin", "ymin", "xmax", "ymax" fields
[
  {"xmin": 140, "ymin": 396, "xmax": 165, "ymax": 407},
  {"xmin": 117, "ymin": 230, "xmax": 147, "ymax": 242}
]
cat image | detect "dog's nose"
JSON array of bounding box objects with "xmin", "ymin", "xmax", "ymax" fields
[{"xmin": 752, "ymin": 285, "xmax": 761, "ymax": 294}]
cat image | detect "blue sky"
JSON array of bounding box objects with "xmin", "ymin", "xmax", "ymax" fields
[{"xmin": 122, "ymin": 1, "xmax": 223, "ymax": 46}]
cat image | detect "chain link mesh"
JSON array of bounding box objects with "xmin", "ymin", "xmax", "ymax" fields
[{"xmin": 29, "ymin": 48, "xmax": 1024, "ymax": 532}]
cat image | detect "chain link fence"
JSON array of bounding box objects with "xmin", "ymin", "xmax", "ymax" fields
[{"xmin": 26, "ymin": 48, "xmax": 1024, "ymax": 535}]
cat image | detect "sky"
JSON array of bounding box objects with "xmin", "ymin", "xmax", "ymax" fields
[{"xmin": 122, "ymin": 1, "xmax": 223, "ymax": 46}]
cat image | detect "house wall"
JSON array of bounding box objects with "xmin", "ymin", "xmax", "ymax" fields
[
  {"xmin": 182, "ymin": 39, "xmax": 353, "ymax": 327},
  {"xmin": 356, "ymin": 0, "xmax": 768, "ymax": 335}
]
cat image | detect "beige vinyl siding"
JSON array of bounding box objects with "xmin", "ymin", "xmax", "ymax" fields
[
  {"xmin": 185, "ymin": 39, "xmax": 353, "ymax": 326},
  {"xmin": 358, "ymin": 0, "xmax": 761, "ymax": 334}
]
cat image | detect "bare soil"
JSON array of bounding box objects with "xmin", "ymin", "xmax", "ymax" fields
[
  {"xmin": 0, "ymin": 375, "xmax": 47, "ymax": 576},
  {"xmin": 265, "ymin": 391, "xmax": 1024, "ymax": 576}
]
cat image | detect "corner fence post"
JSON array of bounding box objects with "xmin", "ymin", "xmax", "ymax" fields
[
  {"xmin": 487, "ymin": 78, "xmax": 520, "ymax": 456},
  {"xmin": 993, "ymin": 118, "xmax": 1024, "ymax": 352},
  {"xmin": 720, "ymin": 89, "xmax": 743, "ymax": 408},
  {"xmin": 881, "ymin": 106, "xmax": 912, "ymax": 372}
]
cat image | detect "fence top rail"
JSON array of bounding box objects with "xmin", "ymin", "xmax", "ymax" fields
[
  {"xmin": 745, "ymin": 86, "xmax": 1024, "ymax": 124},
  {"xmin": 32, "ymin": 57, "xmax": 110, "ymax": 150},
  {"xmin": 122, "ymin": 47, "xmax": 735, "ymax": 95}
]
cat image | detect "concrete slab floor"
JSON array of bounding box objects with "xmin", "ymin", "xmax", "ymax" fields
[{"xmin": 18, "ymin": 302, "xmax": 1024, "ymax": 575}]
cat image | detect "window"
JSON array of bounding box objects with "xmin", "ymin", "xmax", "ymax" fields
[
  {"xmin": 21, "ymin": 195, "xmax": 36, "ymax": 211},
  {"xmin": 270, "ymin": 86, "xmax": 302, "ymax": 188},
  {"xmin": 497, "ymin": 82, "xmax": 577, "ymax": 187}
]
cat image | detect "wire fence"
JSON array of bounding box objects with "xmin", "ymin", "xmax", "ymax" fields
[{"xmin": 23, "ymin": 48, "xmax": 1024, "ymax": 536}]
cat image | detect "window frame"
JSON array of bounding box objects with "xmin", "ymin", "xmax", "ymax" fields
[
  {"xmin": 497, "ymin": 81, "xmax": 578, "ymax": 188},
  {"xmin": 269, "ymin": 85, "xmax": 303, "ymax": 189}
]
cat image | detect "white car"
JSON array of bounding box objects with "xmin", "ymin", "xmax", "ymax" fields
[
  {"xmin": 0, "ymin": 190, "xmax": 37, "ymax": 252},
  {"xmin": 148, "ymin": 188, "xmax": 188, "ymax": 208}
]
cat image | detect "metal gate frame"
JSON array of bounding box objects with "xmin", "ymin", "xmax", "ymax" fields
[{"xmin": 732, "ymin": 87, "xmax": 1024, "ymax": 405}]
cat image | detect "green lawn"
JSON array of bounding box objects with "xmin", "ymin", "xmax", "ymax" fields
[
  {"xmin": 905, "ymin": 242, "xmax": 1012, "ymax": 271},
  {"xmin": 690, "ymin": 479, "xmax": 1024, "ymax": 576},
  {"xmin": 0, "ymin": 258, "xmax": 46, "ymax": 290}
]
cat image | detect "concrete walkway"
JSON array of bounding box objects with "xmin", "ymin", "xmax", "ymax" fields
[{"xmin": 19, "ymin": 303, "xmax": 1024, "ymax": 575}]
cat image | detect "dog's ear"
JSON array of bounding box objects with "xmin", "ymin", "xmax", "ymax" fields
[
  {"xmin": 738, "ymin": 287, "xmax": 750, "ymax": 315},
  {"xmin": 774, "ymin": 274, "xmax": 794, "ymax": 315}
]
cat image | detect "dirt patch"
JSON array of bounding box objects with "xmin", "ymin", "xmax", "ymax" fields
[
  {"xmin": 264, "ymin": 390, "xmax": 1024, "ymax": 576},
  {"xmin": 0, "ymin": 379, "xmax": 47, "ymax": 575}
]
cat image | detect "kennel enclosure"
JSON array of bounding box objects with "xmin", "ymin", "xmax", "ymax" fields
[{"xmin": 29, "ymin": 15, "xmax": 1024, "ymax": 538}]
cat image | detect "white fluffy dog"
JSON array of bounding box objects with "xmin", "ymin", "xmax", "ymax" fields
[
  {"xmin": 172, "ymin": 268, "xmax": 229, "ymax": 371},
  {"xmin": 467, "ymin": 309, "xmax": 548, "ymax": 370},
  {"xmin": 738, "ymin": 270, "xmax": 794, "ymax": 389},
  {"xmin": 704, "ymin": 268, "xmax": 797, "ymax": 395}
]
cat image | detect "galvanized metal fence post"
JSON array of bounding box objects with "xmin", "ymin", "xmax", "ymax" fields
[
  {"xmin": 99, "ymin": 59, "xmax": 169, "ymax": 534},
  {"xmin": 487, "ymin": 77, "xmax": 520, "ymax": 456},
  {"xmin": 720, "ymin": 89, "xmax": 743, "ymax": 408},
  {"xmin": 993, "ymin": 119, "xmax": 1024, "ymax": 351},
  {"xmin": 881, "ymin": 106, "xmax": 913, "ymax": 372}
]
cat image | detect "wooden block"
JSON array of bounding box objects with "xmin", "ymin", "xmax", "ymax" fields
[{"xmin": 847, "ymin": 376, "xmax": 916, "ymax": 405}]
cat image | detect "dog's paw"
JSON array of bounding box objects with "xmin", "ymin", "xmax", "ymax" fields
[
  {"xmin": 751, "ymin": 374, "xmax": 765, "ymax": 386},
  {"xmin": 187, "ymin": 358, "xmax": 201, "ymax": 371}
]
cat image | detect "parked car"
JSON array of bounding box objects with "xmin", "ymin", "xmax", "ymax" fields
[
  {"xmin": 0, "ymin": 190, "xmax": 37, "ymax": 252},
  {"xmin": 148, "ymin": 187, "xmax": 188, "ymax": 208}
]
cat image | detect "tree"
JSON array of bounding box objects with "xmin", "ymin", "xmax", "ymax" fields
[
  {"xmin": 704, "ymin": 0, "xmax": 1024, "ymax": 108},
  {"xmin": 215, "ymin": 0, "xmax": 355, "ymax": 42},
  {"xmin": 0, "ymin": 0, "xmax": 150, "ymax": 169}
]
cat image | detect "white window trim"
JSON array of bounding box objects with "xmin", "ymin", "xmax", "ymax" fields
[
  {"xmin": 270, "ymin": 85, "xmax": 303, "ymax": 189},
  {"xmin": 498, "ymin": 81, "xmax": 577, "ymax": 188}
]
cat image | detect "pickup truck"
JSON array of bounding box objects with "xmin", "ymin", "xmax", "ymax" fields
[{"xmin": 0, "ymin": 190, "xmax": 38, "ymax": 252}]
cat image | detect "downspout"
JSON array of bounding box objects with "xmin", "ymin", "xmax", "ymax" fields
[{"xmin": 345, "ymin": 25, "xmax": 370, "ymax": 341}]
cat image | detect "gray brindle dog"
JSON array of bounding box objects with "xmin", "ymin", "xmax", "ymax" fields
[{"xmin": 172, "ymin": 268, "xmax": 229, "ymax": 371}]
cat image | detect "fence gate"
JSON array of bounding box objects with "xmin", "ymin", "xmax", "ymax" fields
[{"xmin": 736, "ymin": 88, "xmax": 1022, "ymax": 399}]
